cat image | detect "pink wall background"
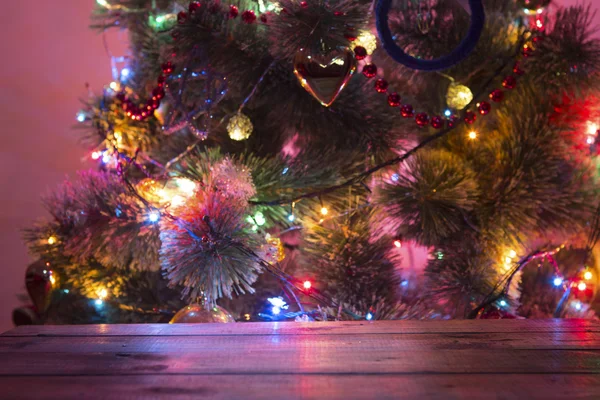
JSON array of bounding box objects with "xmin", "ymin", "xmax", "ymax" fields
[{"xmin": 0, "ymin": 0, "xmax": 596, "ymax": 332}]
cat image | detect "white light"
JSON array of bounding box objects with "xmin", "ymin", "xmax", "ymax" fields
[
  {"xmin": 574, "ymin": 301, "xmax": 582, "ymax": 310},
  {"xmin": 272, "ymin": 306, "xmax": 281, "ymax": 315},
  {"xmin": 587, "ymin": 136, "xmax": 594, "ymax": 145},
  {"xmin": 121, "ymin": 68, "xmax": 130, "ymax": 78},
  {"xmin": 444, "ymin": 109, "xmax": 452, "ymax": 117},
  {"xmin": 391, "ymin": 173, "xmax": 399, "ymax": 182},
  {"xmin": 282, "ymin": 167, "xmax": 289, "ymax": 175},
  {"xmin": 95, "ymin": 299, "xmax": 104, "ymax": 306},
  {"xmin": 97, "ymin": 0, "xmax": 110, "ymax": 7},
  {"xmin": 499, "ymin": 300, "xmax": 507, "ymax": 307},
  {"xmin": 76, "ymin": 112, "xmax": 86, "ymax": 122},
  {"xmin": 587, "ymin": 122, "xmax": 598, "ymax": 135},
  {"xmin": 147, "ymin": 211, "xmax": 160, "ymax": 223},
  {"xmin": 553, "ymin": 277, "xmax": 563, "ymax": 287},
  {"xmin": 102, "ymin": 153, "xmax": 111, "ymax": 164},
  {"xmin": 254, "ymin": 211, "xmax": 266, "ymax": 226},
  {"xmin": 366, "ymin": 312, "xmax": 373, "ymax": 321},
  {"xmin": 536, "ymin": 8, "xmax": 544, "ymax": 14},
  {"xmin": 175, "ymin": 178, "xmax": 197, "ymax": 196},
  {"xmin": 287, "ymin": 214, "xmax": 295, "ymax": 222},
  {"xmin": 64, "ymin": 289, "xmax": 69, "ymax": 294},
  {"xmin": 268, "ymin": 297, "xmax": 287, "ymax": 308}
]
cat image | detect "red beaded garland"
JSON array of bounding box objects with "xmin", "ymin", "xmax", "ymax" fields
[
  {"xmin": 489, "ymin": 89, "xmax": 504, "ymax": 102},
  {"xmin": 387, "ymin": 93, "xmax": 401, "ymax": 107},
  {"xmin": 415, "ymin": 113, "xmax": 429, "ymax": 127},
  {"xmin": 447, "ymin": 115, "xmax": 460, "ymax": 128},
  {"xmin": 229, "ymin": 5, "xmax": 239, "ymax": 18},
  {"xmin": 464, "ymin": 111, "xmax": 477, "ymax": 125},
  {"xmin": 354, "ymin": 46, "xmax": 367, "ymax": 61},
  {"xmin": 502, "ymin": 76, "xmax": 517, "ymax": 90},
  {"xmin": 522, "ymin": 45, "xmax": 534, "ymax": 57},
  {"xmin": 241, "ymin": 10, "xmax": 256, "ymax": 23},
  {"xmin": 431, "ymin": 116, "xmax": 444, "ymax": 129},
  {"xmin": 189, "ymin": 1, "xmax": 201, "ymax": 13},
  {"xmin": 362, "ymin": 64, "xmax": 377, "ymax": 78},
  {"xmin": 513, "ymin": 62, "xmax": 524, "ymax": 76},
  {"xmin": 162, "ymin": 61, "xmax": 175, "ymax": 75},
  {"xmin": 400, "ymin": 104, "xmax": 414, "ymax": 118},
  {"xmin": 478, "ymin": 101, "xmax": 491, "ymax": 115},
  {"xmin": 374, "ymin": 79, "xmax": 388, "ymax": 93}
]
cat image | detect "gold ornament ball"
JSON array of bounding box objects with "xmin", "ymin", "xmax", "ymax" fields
[
  {"xmin": 169, "ymin": 304, "xmax": 235, "ymax": 324},
  {"xmin": 136, "ymin": 178, "xmax": 164, "ymax": 205},
  {"xmin": 227, "ymin": 113, "xmax": 253, "ymax": 141},
  {"xmin": 446, "ymin": 82, "xmax": 473, "ymax": 110},
  {"xmin": 352, "ymin": 31, "xmax": 378, "ymax": 55}
]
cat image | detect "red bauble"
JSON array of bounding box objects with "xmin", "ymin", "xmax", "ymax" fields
[
  {"xmin": 241, "ymin": 10, "xmax": 256, "ymax": 23},
  {"xmin": 431, "ymin": 116, "xmax": 444, "ymax": 129},
  {"xmin": 374, "ymin": 79, "xmax": 388, "ymax": 93},
  {"xmin": 229, "ymin": 5, "xmax": 239, "ymax": 18},
  {"xmin": 354, "ymin": 46, "xmax": 367, "ymax": 61},
  {"xmin": 513, "ymin": 62, "xmax": 525, "ymax": 76},
  {"xmin": 400, "ymin": 104, "xmax": 414, "ymax": 118},
  {"xmin": 189, "ymin": 1, "xmax": 201, "ymax": 13},
  {"xmin": 502, "ymin": 76, "xmax": 517, "ymax": 90},
  {"xmin": 362, "ymin": 64, "xmax": 377, "ymax": 78},
  {"xmin": 387, "ymin": 93, "xmax": 401, "ymax": 107},
  {"xmin": 25, "ymin": 260, "xmax": 53, "ymax": 313},
  {"xmin": 448, "ymin": 115, "xmax": 460, "ymax": 128},
  {"xmin": 464, "ymin": 111, "xmax": 477, "ymax": 124},
  {"xmin": 300, "ymin": 1, "xmax": 308, "ymax": 7},
  {"xmin": 177, "ymin": 11, "xmax": 188, "ymax": 24},
  {"xmin": 478, "ymin": 101, "xmax": 491, "ymax": 115},
  {"xmin": 334, "ymin": 11, "xmax": 344, "ymax": 16},
  {"xmin": 415, "ymin": 113, "xmax": 429, "ymax": 127},
  {"xmin": 162, "ymin": 61, "xmax": 175, "ymax": 75},
  {"xmin": 489, "ymin": 89, "xmax": 504, "ymax": 102},
  {"xmin": 344, "ymin": 34, "xmax": 357, "ymax": 41},
  {"xmin": 152, "ymin": 87, "xmax": 165, "ymax": 100}
]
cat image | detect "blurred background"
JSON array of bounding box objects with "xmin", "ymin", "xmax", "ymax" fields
[{"xmin": 0, "ymin": 0, "xmax": 595, "ymax": 332}]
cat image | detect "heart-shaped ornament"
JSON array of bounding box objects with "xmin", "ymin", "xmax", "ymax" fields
[{"xmin": 293, "ymin": 47, "xmax": 357, "ymax": 107}]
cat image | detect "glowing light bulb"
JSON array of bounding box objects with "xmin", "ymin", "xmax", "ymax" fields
[
  {"xmin": 508, "ymin": 250, "xmax": 517, "ymax": 258},
  {"xmin": 505, "ymin": 256, "xmax": 512, "ymax": 265},
  {"xmin": 109, "ymin": 81, "xmax": 119, "ymax": 91},
  {"xmin": 303, "ymin": 280, "xmax": 312, "ymax": 290},
  {"xmin": 147, "ymin": 211, "xmax": 160, "ymax": 223},
  {"xmin": 444, "ymin": 109, "xmax": 452, "ymax": 117},
  {"xmin": 587, "ymin": 136, "xmax": 595, "ymax": 145},
  {"xmin": 584, "ymin": 271, "xmax": 593, "ymax": 280},
  {"xmin": 320, "ymin": 207, "xmax": 328, "ymax": 216},
  {"xmin": 121, "ymin": 68, "xmax": 130, "ymax": 78},
  {"xmin": 553, "ymin": 277, "xmax": 563, "ymax": 287},
  {"xmin": 578, "ymin": 282, "xmax": 587, "ymax": 291},
  {"xmin": 95, "ymin": 299, "xmax": 104, "ymax": 306},
  {"xmin": 91, "ymin": 151, "xmax": 101, "ymax": 160},
  {"xmin": 391, "ymin": 173, "xmax": 399, "ymax": 182},
  {"xmin": 499, "ymin": 300, "xmax": 507, "ymax": 307},
  {"xmin": 102, "ymin": 153, "xmax": 111, "ymax": 164},
  {"xmin": 468, "ymin": 131, "xmax": 477, "ymax": 140},
  {"xmin": 272, "ymin": 306, "xmax": 281, "ymax": 315},
  {"xmin": 76, "ymin": 112, "xmax": 86, "ymax": 122},
  {"xmin": 47, "ymin": 236, "xmax": 57, "ymax": 245},
  {"xmin": 536, "ymin": 8, "xmax": 544, "ymax": 14},
  {"xmin": 49, "ymin": 275, "xmax": 56, "ymax": 285},
  {"xmin": 254, "ymin": 211, "xmax": 266, "ymax": 226},
  {"xmin": 96, "ymin": 0, "xmax": 109, "ymax": 7},
  {"xmin": 366, "ymin": 312, "xmax": 373, "ymax": 321},
  {"xmin": 394, "ymin": 240, "xmax": 402, "ymax": 248},
  {"xmin": 587, "ymin": 122, "xmax": 598, "ymax": 135},
  {"xmin": 287, "ymin": 214, "xmax": 295, "ymax": 222},
  {"xmin": 98, "ymin": 288, "xmax": 108, "ymax": 299},
  {"xmin": 574, "ymin": 301, "xmax": 582, "ymax": 310}
]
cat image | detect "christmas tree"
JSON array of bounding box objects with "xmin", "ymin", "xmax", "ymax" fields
[{"xmin": 14, "ymin": 0, "xmax": 600, "ymax": 326}]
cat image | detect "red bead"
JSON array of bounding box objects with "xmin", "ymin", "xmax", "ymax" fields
[
  {"xmin": 241, "ymin": 10, "xmax": 256, "ymax": 23},
  {"xmin": 522, "ymin": 45, "xmax": 534, "ymax": 57},
  {"xmin": 374, "ymin": 79, "xmax": 388, "ymax": 93},
  {"xmin": 362, "ymin": 64, "xmax": 377, "ymax": 78},
  {"xmin": 189, "ymin": 1, "xmax": 201, "ymax": 13},
  {"xmin": 513, "ymin": 62, "xmax": 525, "ymax": 76},
  {"xmin": 201, "ymin": 235, "xmax": 209, "ymax": 243},
  {"xmin": 354, "ymin": 46, "xmax": 367, "ymax": 61},
  {"xmin": 162, "ymin": 62, "xmax": 174, "ymax": 75},
  {"xmin": 387, "ymin": 93, "xmax": 401, "ymax": 107},
  {"xmin": 489, "ymin": 89, "xmax": 504, "ymax": 102},
  {"xmin": 157, "ymin": 75, "xmax": 166, "ymax": 88},
  {"xmin": 147, "ymin": 98, "xmax": 160, "ymax": 110},
  {"xmin": 502, "ymin": 76, "xmax": 517, "ymax": 90},
  {"xmin": 478, "ymin": 101, "xmax": 491, "ymax": 115},
  {"xmin": 300, "ymin": 1, "xmax": 308, "ymax": 7},
  {"xmin": 400, "ymin": 104, "xmax": 414, "ymax": 118},
  {"xmin": 345, "ymin": 34, "xmax": 357, "ymax": 41},
  {"xmin": 177, "ymin": 11, "xmax": 188, "ymax": 24},
  {"xmin": 152, "ymin": 87, "xmax": 165, "ymax": 100},
  {"xmin": 415, "ymin": 113, "xmax": 429, "ymax": 127},
  {"xmin": 431, "ymin": 116, "xmax": 444, "ymax": 129},
  {"xmin": 229, "ymin": 5, "xmax": 239, "ymax": 18},
  {"xmin": 448, "ymin": 115, "xmax": 460, "ymax": 128},
  {"xmin": 464, "ymin": 111, "xmax": 477, "ymax": 124},
  {"xmin": 260, "ymin": 13, "xmax": 268, "ymax": 23}
]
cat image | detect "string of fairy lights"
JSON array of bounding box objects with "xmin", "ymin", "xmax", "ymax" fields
[{"xmin": 54, "ymin": 0, "xmax": 599, "ymax": 320}]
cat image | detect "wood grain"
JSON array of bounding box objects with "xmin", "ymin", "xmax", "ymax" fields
[{"xmin": 1, "ymin": 320, "xmax": 599, "ymax": 399}]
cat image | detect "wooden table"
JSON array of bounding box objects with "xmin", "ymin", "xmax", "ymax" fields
[{"xmin": 1, "ymin": 319, "xmax": 599, "ymax": 399}]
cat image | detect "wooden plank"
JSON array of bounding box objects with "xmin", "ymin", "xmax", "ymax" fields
[
  {"xmin": 2, "ymin": 331, "xmax": 600, "ymax": 354},
  {"xmin": 1, "ymin": 374, "xmax": 599, "ymax": 400},
  {"xmin": 0, "ymin": 348, "xmax": 599, "ymax": 375},
  {"xmin": 4, "ymin": 319, "xmax": 600, "ymax": 337}
]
